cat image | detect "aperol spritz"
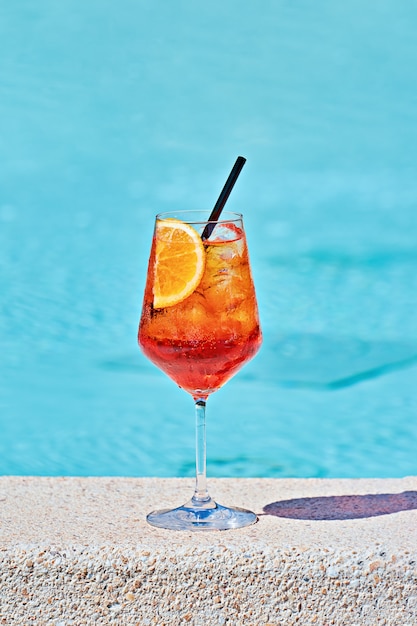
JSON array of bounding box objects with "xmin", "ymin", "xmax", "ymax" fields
[{"xmin": 138, "ymin": 210, "xmax": 262, "ymax": 530}]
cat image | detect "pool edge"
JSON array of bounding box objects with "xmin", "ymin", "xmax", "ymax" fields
[{"xmin": 1, "ymin": 476, "xmax": 416, "ymax": 623}]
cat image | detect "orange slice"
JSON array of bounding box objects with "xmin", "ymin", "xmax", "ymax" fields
[{"xmin": 153, "ymin": 218, "xmax": 206, "ymax": 309}]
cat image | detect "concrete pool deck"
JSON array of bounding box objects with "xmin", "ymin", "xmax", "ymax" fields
[{"xmin": 1, "ymin": 476, "xmax": 417, "ymax": 625}]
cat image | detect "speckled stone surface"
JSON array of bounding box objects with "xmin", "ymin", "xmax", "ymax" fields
[{"xmin": 1, "ymin": 476, "xmax": 417, "ymax": 625}]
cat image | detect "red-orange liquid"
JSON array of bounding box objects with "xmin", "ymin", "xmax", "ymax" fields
[{"xmin": 138, "ymin": 222, "xmax": 262, "ymax": 398}]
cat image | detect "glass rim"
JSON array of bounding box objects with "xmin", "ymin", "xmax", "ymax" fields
[{"xmin": 156, "ymin": 209, "xmax": 243, "ymax": 224}]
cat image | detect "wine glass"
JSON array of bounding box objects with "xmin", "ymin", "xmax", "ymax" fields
[{"xmin": 138, "ymin": 210, "xmax": 262, "ymax": 530}]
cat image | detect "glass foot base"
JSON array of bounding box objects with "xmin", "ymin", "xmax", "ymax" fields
[{"xmin": 146, "ymin": 500, "xmax": 258, "ymax": 531}]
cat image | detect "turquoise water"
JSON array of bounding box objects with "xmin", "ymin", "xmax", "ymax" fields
[{"xmin": 1, "ymin": 1, "xmax": 417, "ymax": 478}]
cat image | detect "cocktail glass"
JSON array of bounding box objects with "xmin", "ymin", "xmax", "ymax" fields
[{"xmin": 138, "ymin": 210, "xmax": 262, "ymax": 530}]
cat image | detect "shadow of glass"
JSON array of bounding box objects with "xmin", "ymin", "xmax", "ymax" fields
[{"xmin": 262, "ymin": 491, "xmax": 417, "ymax": 520}]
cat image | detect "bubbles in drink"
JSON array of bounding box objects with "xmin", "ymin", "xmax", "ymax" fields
[{"xmin": 139, "ymin": 219, "xmax": 261, "ymax": 395}]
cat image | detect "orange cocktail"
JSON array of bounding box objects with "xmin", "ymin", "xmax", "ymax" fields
[
  {"xmin": 138, "ymin": 207, "xmax": 262, "ymax": 531},
  {"xmin": 139, "ymin": 216, "xmax": 262, "ymax": 399}
]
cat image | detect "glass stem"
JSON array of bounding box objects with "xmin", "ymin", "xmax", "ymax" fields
[{"xmin": 192, "ymin": 398, "xmax": 210, "ymax": 504}]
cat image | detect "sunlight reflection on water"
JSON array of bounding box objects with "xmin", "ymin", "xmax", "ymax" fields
[{"xmin": 1, "ymin": 1, "xmax": 417, "ymax": 477}]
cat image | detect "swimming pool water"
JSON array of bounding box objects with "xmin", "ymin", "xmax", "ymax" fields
[{"xmin": 1, "ymin": 1, "xmax": 417, "ymax": 478}]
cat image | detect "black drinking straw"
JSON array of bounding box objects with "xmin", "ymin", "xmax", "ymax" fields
[{"xmin": 201, "ymin": 155, "xmax": 246, "ymax": 240}]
